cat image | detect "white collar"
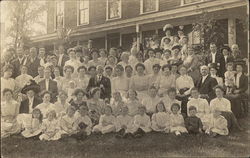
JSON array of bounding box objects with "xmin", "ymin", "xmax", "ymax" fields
[{"xmin": 202, "ymin": 74, "xmax": 208, "ymax": 78}]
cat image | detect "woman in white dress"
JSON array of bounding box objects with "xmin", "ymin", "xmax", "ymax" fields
[
  {"xmin": 129, "ymin": 63, "xmax": 149, "ymax": 101},
  {"xmin": 1, "ymin": 64, "xmax": 17, "ymax": 97},
  {"xmin": 105, "ymin": 55, "xmax": 118, "ymax": 70},
  {"xmin": 88, "ymin": 50, "xmax": 102, "ymax": 67},
  {"xmin": 54, "ymin": 91, "xmax": 71, "ymax": 116},
  {"xmin": 155, "ymin": 64, "xmax": 176, "ymax": 97},
  {"xmin": 118, "ymin": 52, "xmax": 130, "ymax": 69},
  {"xmin": 1, "ymin": 89, "xmax": 21, "ymax": 138},
  {"xmin": 64, "ymin": 48, "xmax": 82, "ymax": 78},
  {"xmin": 98, "ymin": 49, "xmax": 108, "ymax": 67},
  {"xmin": 209, "ymin": 63, "xmax": 224, "ymax": 87},
  {"xmin": 59, "ymin": 65, "xmax": 76, "ymax": 93},
  {"xmin": 76, "ymin": 66, "xmax": 90, "ymax": 91},
  {"xmin": 36, "ymin": 91, "xmax": 56, "ymax": 117},
  {"xmin": 15, "ymin": 65, "xmax": 33, "ymax": 91}
]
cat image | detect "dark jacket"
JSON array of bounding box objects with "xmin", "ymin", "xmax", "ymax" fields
[
  {"xmin": 196, "ymin": 75, "xmax": 218, "ymax": 101},
  {"xmin": 38, "ymin": 79, "xmax": 58, "ymax": 103},
  {"xmin": 205, "ymin": 52, "xmax": 225, "ymax": 77},
  {"xmin": 235, "ymin": 73, "xmax": 248, "ymax": 94},
  {"xmin": 87, "ymin": 75, "xmax": 111, "ymax": 100},
  {"xmin": 27, "ymin": 57, "xmax": 41, "ymax": 78},
  {"xmin": 19, "ymin": 97, "xmax": 42, "ymax": 114},
  {"xmin": 11, "ymin": 57, "xmax": 28, "ymax": 78}
]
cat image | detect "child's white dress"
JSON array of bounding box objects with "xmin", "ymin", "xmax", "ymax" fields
[
  {"xmin": 115, "ymin": 115, "xmax": 134, "ymax": 133},
  {"xmin": 169, "ymin": 113, "xmax": 188, "ymax": 133},
  {"xmin": 92, "ymin": 114, "xmax": 116, "ymax": 134},
  {"xmin": 126, "ymin": 99, "xmax": 140, "ymax": 116},
  {"xmin": 21, "ymin": 118, "xmax": 42, "ymax": 138},
  {"xmin": 206, "ymin": 115, "xmax": 229, "ymax": 136},
  {"xmin": 39, "ymin": 119, "xmax": 61, "ymax": 141},
  {"xmin": 132, "ymin": 114, "xmax": 152, "ymax": 133},
  {"xmin": 151, "ymin": 112, "xmax": 170, "ymax": 132},
  {"xmin": 224, "ymin": 71, "xmax": 236, "ymax": 87},
  {"xmin": 74, "ymin": 115, "xmax": 92, "ymax": 135},
  {"xmin": 58, "ymin": 115, "xmax": 77, "ymax": 136}
]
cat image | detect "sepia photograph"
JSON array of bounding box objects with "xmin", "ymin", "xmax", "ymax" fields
[{"xmin": 0, "ymin": 0, "xmax": 249, "ymax": 157}]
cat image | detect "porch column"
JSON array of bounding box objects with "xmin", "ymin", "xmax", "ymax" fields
[
  {"xmin": 136, "ymin": 24, "xmax": 141, "ymax": 51},
  {"xmin": 228, "ymin": 18, "xmax": 236, "ymax": 46},
  {"xmin": 105, "ymin": 33, "xmax": 108, "ymax": 50},
  {"xmin": 119, "ymin": 33, "xmax": 122, "ymax": 46}
]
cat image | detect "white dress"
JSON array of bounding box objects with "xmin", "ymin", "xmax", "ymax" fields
[
  {"xmin": 36, "ymin": 103, "xmax": 57, "ymax": 118},
  {"xmin": 111, "ymin": 75, "xmax": 130, "ymax": 97},
  {"xmin": 125, "ymin": 99, "xmax": 140, "ymax": 116},
  {"xmin": 206, "ymin": 115, "xmax": 229, "ymax": 135},
  {"xmin": 39, "ymin": 119, "xmax": 61, "ymax": 141},
  {"xmin": 176, "ymin": 75, "xmax": 194, "ymax": 95},
  {"xmin": 58, "ymin": 115, "xmax": 77, "ymax": 136},
  {"xmin": 144, "ymin": 58, "xmax": 160, "ymax": 75},
  {"xmin": 161, "ymin": 97, "xmax": 181, "ymax": 114},
  {"xmin": 15, "ymin": 74, "xmax": 33, "ymax": 90},
  {"xmin": 155, "ymin": 74, "xmax": 176, "ymax": 96},
  {"xmin": 169, "ymin": 113, "xmax": 187, "ymax": 133},
  {"xmin": 132, "ymin": 114, "xmax": 151, "ymax": 133},
  {"xmin": 141, "ymin": 96, "xmax": 160, "ymax": 114},
  {"xmin": 21, "ymin": 118, "xmax": 42, "ymax": 138},
  {"xmin": 115, "ymin": 114, "xmax": 134, "ymax": 133},
  {"xmin": 1, "ymin": 77, "xmax": 16, "ymax": 94},
  {"xmin": 92, "ymin": 114, "xmax": 116, "ymax": 134},
  {"xmin": 129, "ymin": 75, "xmax": 149, "ymax": 101},
  {"xmin": 151, "ymin": 112, "xmax": 170, "ymax": 132},
  {"xmin": 54, "ymin": 101, "xmax": 71, "ymax": 117},
  {"xmin": 187, "ymin": 98, "xmax": 211, "ymax": 129}
]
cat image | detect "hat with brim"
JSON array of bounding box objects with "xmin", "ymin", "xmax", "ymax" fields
[
  {"xmin": 163, "ymin": 24, "xmax": 174, "ymax": 32},
  {"xmin": 220, "ymin": 45, "xmax": 231, "ymax": 53},
  {"xmin": 21, "ymin": 80, "xmax": 40, "ymax": 94},
  {"xmin": 234, "ymin": 59, "xmax": 245, "ymax": 67},
  {"xmin": 208, "ymin": 63, "xmax": 218, "ymax": 71},
  {"xmin": 172, "ymin": 45, "xmax": 182, "ymax": 51}
]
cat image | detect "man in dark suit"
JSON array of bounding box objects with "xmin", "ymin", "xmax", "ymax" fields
[
  {"xmin": 57, "ymin": 44, "xmax": 69, "ymax": 75},
  {"xmin": 87, "ymin": 65, "xmax": 111, "ymax": 101},
  {"xmin": 38, "ymin": 68, "xmax": 58, "ymax": 103},
  {"xmin": 205, "ymin": 43, "xmax": 225, "ymax": 77},
  {"xmin": 27, "ymin": 47, "xmax": 41, "ymax": 78},
  {"xmin": 196, "ymin": 65, "xmax": 218, "ymax": 102},
  {"xmin": 19, "ymin": 80, "xmax": 42, "ymax": 114},
  {"xmin": 11, "ymin": 47, "xmax": 28, "ymax": 78}
]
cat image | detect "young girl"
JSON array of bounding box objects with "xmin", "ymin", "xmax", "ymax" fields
[
  {"xmin": 184, "ymin": 106, "xmax": 203, "ymax": 134},
  {"xmin": 67, "ymin": 80, "xmax": 77, "ymax": 102},
  {"xmin": 224, "ymin": 62, "xmax": 236, "ymax": 88},
  {"xmin": 162, "ymin": 38, "xmax": 172, "ymax": 50},
  {"xmin": 110, "ymin": 91, "xmax": 125, "ymax": 116},
  {"xmin": 92, "ymin": 106, "xmax": 116, "ymax": 134},
  {"xmin": 132, "ymin": 105, "xmax": 152, "ymax": 138},
  {"xmin": 125, "ymin": 90, "xmax": 140, "ymax": 116},
  {"xmin": 205, "ymin": 109, "xmax": 229, "ymax": 137},
  {"xmin": 115, "ymin": 106, "xmax": 134, "ymax": 138},
  {"xmin": 39, "ymin": 110, "xmax": 61, "ymax": 141},
  {"xmin": 54, "ymin": 91, "xmax": 70, "ymax": 117},
  {"xmin": 58, "ymin": 106, "xmax": 77, "ymax": 137},
  {"xmin": 151, "ymin": 101, "xmax": 170, "ymax": 133},
  {"xmin": 73, "ymin": 105, "xmax": 93, "ymax": 138},
  {"xmin": 169, "ymin": 103, "xmax": 187, "ymax": 136},
  {"xmin": 21, "ymin": 109, "xmax": 43, "ymax": 138}
]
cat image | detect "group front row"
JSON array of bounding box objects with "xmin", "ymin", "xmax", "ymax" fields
[{"xmin": 2, "ymin": 91, "xmax": 229, "ymax": 141}]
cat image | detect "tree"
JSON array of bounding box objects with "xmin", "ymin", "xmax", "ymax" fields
[{"xmin": 4, "ymin": 1, "xmax": 47, "ymax": 50}]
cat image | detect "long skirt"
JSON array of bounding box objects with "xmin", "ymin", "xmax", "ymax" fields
[
  {"xmin": 170, "ymin": 126, "xmax": 188, "ymax": 133},
  {"xmin": 221, "ymin": 111, "xmax": 241, "ymax": 131}
]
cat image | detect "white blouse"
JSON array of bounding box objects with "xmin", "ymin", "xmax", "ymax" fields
[
  {"xmin": 176, "ymin": 75, "xmax": 194, "ymax": 95},
  {"xmin": 210, "ymin": 97, "xmax": 231, "ymax": 113}
]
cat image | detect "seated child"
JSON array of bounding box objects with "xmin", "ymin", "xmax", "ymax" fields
[
  {"xmin": 162, "ymin": 38, "xmax": 172, "ymax": 50},
  {"xmin": 73, "ymin": 105, "xmax": 92, "ymax": 138},
  {"xmin": 224, "ymin": 63, "xmax": 236, "ymax": 88},
  {"xmin": 110, "ymin": 92, "xmax": 125, "ymax": 116},
  {"xmin": 205, "ymin": 109, "xmax": 229, "ymax": 137},
  {"xmin": 58, "ymin": 106, "xmax": 78, "ymax": 137},
  {"xmin": 169, "ymin": 103, "xmax": 188, "ymax": 136},
  {"xmin": 21, "ymin": 109, "xmax": 43, "ymax": 138},
  {"xmin": 132, "ymin": 105, "xmax": 152, "ymax": 138},
  {"xmin": 92, "ymin": 106, "xmax": 116, "ymax": 134},
  {"xmin": 67, "ymin": 80, "xmax": 77, "ymax": 102},
  {"xmin": 39, "ymin": 110, "xmax": 61, "ymax": 141},
  {"xmin": 185, "ymin": 106, "xmax": 203, "ymax": 134},
  {"xmin": 115, "ymin": 106, "xmax": 134, "ymax": 138},
  {"xmin": 125, "ymin": 90, "xmax": 140, "ymax": 116},
  {"xmin": 151, "ymin": 101, "xmax": 170, "ymax": 133}
]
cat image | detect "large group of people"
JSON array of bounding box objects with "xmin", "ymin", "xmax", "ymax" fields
[{"xmin": 1, "ymin": 24, "xmax": 248, "ymax": 141}]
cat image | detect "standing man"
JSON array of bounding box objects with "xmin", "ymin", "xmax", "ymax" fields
[
  {"xmin": 205, "ymin": 42, "xmax": 225, "ymax": 77},
  {"xmin": 196, "ymin": 65, "xmax": 218, "ymax": 102},
  {"xmin": 11, "ymin": 47, "xmax": 28, "ymax": 78},
  {"xmin": 87, "ymin": 65, "xmax": 111, "ymax": 101},
  {"xmin": 27, "ymin": 47, "xmax": 41, "ymax": 78},
  {"xmin": 57, "ymin": 44, "xmax": 69, "ymax": 75}
]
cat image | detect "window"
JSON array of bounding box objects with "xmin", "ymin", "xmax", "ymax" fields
[
  {"xmin": 140, "ymin": 0, "xmax": 159, "ymax": 14},
  {"xmin": 181, "ymin": 0, "xmax": 204, "ymax": 6},
  {"xmin": 106, "ymin": 0, "xmax": 121, "ymax": 20},
  {"xmin": 77, "ymin": 0, "xmax": 89, "ymax": 25},
  {"xmin": 55, "ymin": 1, "xmax": 64, "ymax": 30}
]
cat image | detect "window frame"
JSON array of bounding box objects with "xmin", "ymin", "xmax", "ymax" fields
[
  {"xmin": 77, "ymin": 0, "xmax": 90, "ymax": 26},
  {"xmin": 54, "ymin": 1, "xmax": 65, "ymax": 30},
  {"xmin": 140, "ymin": 0, "xmax": 159, "ymax": 15},
  {"xmin": 106, "ymin": 0, "xmax": 122, "ymax": 21},
  {"xmin": 181, "ymin": 0, "xmax": 205, "ymax": 6}
]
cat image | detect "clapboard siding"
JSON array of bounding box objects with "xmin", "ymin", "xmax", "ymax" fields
[{"xmin": 159, "ymin": 0, "xmax": 181, "ymax": 11}]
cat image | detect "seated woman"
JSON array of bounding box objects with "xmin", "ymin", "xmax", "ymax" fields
[
  {"xmin": 210, "ymin": 85, "xmax": 243, "ymax": 132},
  {"xmin": 209, "ymin": 63, "xmax": 224, "ymax": 87},
  {"xmin": 54, "ymin": 91, "xmax": 71, "ymax": 116},
  {"xmin": 69, "ymin": 89, "xmax": 88, "ymax": 111},
  {"xmin": 125, "ymin": 90, "xmax": 141, "ymax": 117},
  {"xmin": 1, "ymin": 89, "xmax": 21, "ymax": 138},
  {"xmin": 36, "ymin": 91, "xmax": 57, "ymax": 117},
  {"xmin": 87, "ymin": 88, "xmax": 106, "ymax": 125},
  {"xmin": 76, "ymin": 66, "xmax": 90, "ymax": 91},
  {"xmin": 110, "ymin": 91, "xmax": 125, "ymax": 116},
  {"xmin": 141, "ymin": 86, "xmax": 160, "ymax": 116},
  {"xmin": 187, "ymin": 88, "xmax": 211, "ymax": 130},
  {"xmin": 161, "ymin": 88, "xmax": 181, "ymax": 114},
  {"xmin": 59, "ymin": 65, "xmax": 76, "ymax": 93},
  {"xmin": 176, "ymin": 65, "xmax": 194, "ymax": 115},
  {"xmin": 155, "ymin": 64, "xmax": 176, "ymax": 97},
  {"xmin": 129, "ymin": 63, "xmax": 149, "ymax": 101},
  {"xmin": 1, "ymin": 64, "xmax": 17, "ymax": 96},
  {"xmin": 15, "ymin": 65, "xmax": 33, "ymax": 91}
]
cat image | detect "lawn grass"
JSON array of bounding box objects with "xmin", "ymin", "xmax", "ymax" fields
[{"xmin": 1, "ymin": 116, "xmax": 250, "ymax": 158}]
